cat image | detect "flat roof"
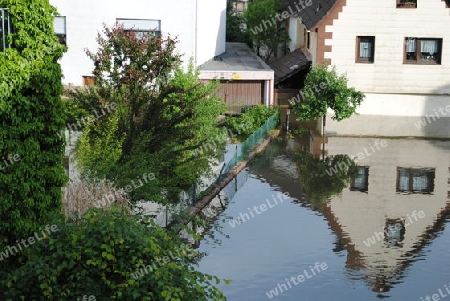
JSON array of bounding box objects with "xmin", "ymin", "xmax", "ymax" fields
[{"xmin": 199, "ymin": 42, "xmax": 272, "ymax": 72}]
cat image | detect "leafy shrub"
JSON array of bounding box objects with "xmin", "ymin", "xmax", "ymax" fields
[
  {"xmin": 2, "ymin": 207, "xmax": 227, "ymax": 301},
  {"xmin": 225, "ymin": 105, "xmax": 278, "ymax": 138}
]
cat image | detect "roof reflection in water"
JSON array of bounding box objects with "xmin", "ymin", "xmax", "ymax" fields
[{"xmin": 249, "ymin": 134, "xmax": 450, "ymax": 297}]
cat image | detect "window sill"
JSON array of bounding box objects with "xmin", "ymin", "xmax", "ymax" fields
[
  {"xmin": 396, "ymin": 4, "xmax": 417, "ymax": 8},
  {"xmin": 350, "ymin": 189, "xmax": 368, "ymax": 193},
  {"xmin": 403, "ymin": 61, "xmax": 441, "ymax": 65},
  {"xmin": 396, "ymin": 191, "xmax": 434, "ymax": 195}
]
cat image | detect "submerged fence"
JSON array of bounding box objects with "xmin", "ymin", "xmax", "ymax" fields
[
  {"xmin": 164, "ymin": 113, "xmax": 280, "ymax": 227},
  {"xmin": 221, "ymin": 113, "xmax": 279, "ymax": 177}
]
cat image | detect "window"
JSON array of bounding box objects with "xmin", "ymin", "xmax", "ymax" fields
[
  {"xmin": 53, "ymin": 16, "xmax": 67, "ymax": 46},
  {"xmin": 0, "ymin": 8, "xmax": 12, "ymax": 51},
  {"xmin": 116, "ymin": 18, "xmax": 161, "ymax": 39},
  {"xmin": 397, "ymin": 167, "xmax": 435, "ymax": 194},
  {"xmin": 350, "ymin": 166, "xmax": 369, "ymax": 192},
  {"xmin": 404, "ymin": 38, "xmax": 442, "ymax": 64},
  {"xmin": 356, "ymin": 36, "xmax": 375, "ymax": 63},
  {"xmin": 384, "ymin": 218, "xmax": 405, "ymax": 248},
  {"xmin": 396, "ymin": 0, "xmax": 417, "ymax": 8}
]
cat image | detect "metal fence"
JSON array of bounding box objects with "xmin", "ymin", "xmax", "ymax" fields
[
  {"xmin": 221, "ymin": 113, "xmax": 279, "ymax": 177},
  {"xmin": 163, "ymin": 112, "xmax": 279, "ymax": 227},
  {"xmin": 189, "ymin": 112, "xmax": 279, "ymax": 205}
]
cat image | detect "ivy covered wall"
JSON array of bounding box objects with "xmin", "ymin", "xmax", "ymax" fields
[{"xmin": 0, "ymin": 0, "xmax": 67, "ymax": 258}]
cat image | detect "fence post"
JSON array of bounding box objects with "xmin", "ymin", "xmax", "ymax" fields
[
  {"xmin": 219, "ymin": 162, "xmax": 225, "ymax": 176},
  {"xmin": 165, "ymin": 205, "xmax": 168, "ymax": 228}
]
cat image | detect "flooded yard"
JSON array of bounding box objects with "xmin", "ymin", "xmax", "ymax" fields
[{"xmin": 195, "ymin": 135, "xmax": 450, "ymax": 300}]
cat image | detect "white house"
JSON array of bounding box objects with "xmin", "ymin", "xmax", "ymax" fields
[
  {"xmin": 50, "ymin": 0, "xmax": 227, "ymax": 86},
  {"xmin": 323, "ymin": 136, "xmax": 450, "ymax": 292},
  {"xmin": 282, "ymin": 0, "xmax": 450, "ymax": 138}
]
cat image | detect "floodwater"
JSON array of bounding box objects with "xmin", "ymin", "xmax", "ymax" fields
[{"xmin": 196, "ymin": 135, "xmax": 450, "ymax": 301}]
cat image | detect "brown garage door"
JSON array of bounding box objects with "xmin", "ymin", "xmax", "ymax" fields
[{"xmin": 215, "ymin": 80, "xmax": 264, "ymax": 113}]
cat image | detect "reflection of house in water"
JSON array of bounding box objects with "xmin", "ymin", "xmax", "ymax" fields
[
  {"xmin": 248, "ymin": 138, "xmax": 304, "ymax": 202},
  {"xmin": 323, "ymin": 137, "xmax": 450, "ymax": 294}
]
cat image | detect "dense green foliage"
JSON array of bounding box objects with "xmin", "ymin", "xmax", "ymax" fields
[
  {"xmin": 244, "ymin": 0, "xmax": 290, "ymax": 61},
  {"xmin": 0, "ymin": 0, "xmax": 67, "ymax": 267},
  {"xmin": 292, "ymin": 64, "xmax": 365, "ymax": 121},
  {"xmin": 70, "ymin": 25, "xmax": 227, "ymax": 204},
  {"xmin": 225, "ymin": 105, "xmax": 278, "ymax": 138},
  {"xmin": 226, "ymin": 0, "xmax": 249, "ymax": 43},
  {"xmin": 1, "ymin": 207, "xmax": 227, "ymax": 300},
  {"xmin": 293, "ymin": 152, "xmax": 358, "ymax": 207}
]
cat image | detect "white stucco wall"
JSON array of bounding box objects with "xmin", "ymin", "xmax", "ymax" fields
[
  {"xmin": 288, "ymin": 17, "xmax": 306, "ymax": 51},
  {"xmin": 196, "ymin": 0, "xmax": 226, "ymax": 66},
  {"xmin": 50, "ymin": 0, "xmax": 226, "ymax": 86}
]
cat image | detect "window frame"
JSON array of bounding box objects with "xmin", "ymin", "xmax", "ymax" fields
[
  {"xmin": 350, "ymin": 166, "xmax": 369, "ymax": 192},
  {"xmin": 396, "ymin": 0, "xmax": 417, "ymax": 8},
  {"xmin": 384, "ymin": 218, "xmax": 405, "ymax": 247},
  {"xmin": 356, "ymin": 36, "xmax": 375, "ymax": 63},
  {"xmin": 396, "ymin": 167, "xmax": 435, "ymax": 194},
  {"xmin": 404, "ymin": 37, "xmax": 442, "ymax": 65},
  {"xmin": 116, "ymin": 18, "xmax": 161, "ymax": 39},
  {"xmin": 53, "ymin": 16, "xmax": 67, "ymax": 46}
]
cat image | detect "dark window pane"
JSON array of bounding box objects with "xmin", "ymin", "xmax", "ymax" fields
[
  {"xmin": 398, "ymin": 168, "xmax": 410, "ymax": 191},
  {"xmin": 385, "ymin": 219, "xmax": 405, "ymax": 247},
  {"xmin": 397, "ymin": 167, "xmax": 435, "ymax": 194},
  {"xmin": 352, "ymin": 166, "xmax": 369, "ymax": 192}
]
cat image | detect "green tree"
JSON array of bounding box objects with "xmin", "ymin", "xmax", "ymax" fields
[
  {"xmin": 292, "ymin": 64, "xmax": 365, "ymax": 121},
  {"xmin": 70, "ymin": 25, "xmax": 226, "ymax": 204},
  {"xmin": 293, "ymin": 152, "xmax": 358, "ymax": 207},
  {"xmin": 1, "ymin": 207, "xmax": 227, "ymax": 300},
  {"xmin": 245, "ymin": 0, "xmax": 290, "ymax": 61},
  {"xmin": 0, "ymin": 0, "xmax": 67, "ymax": 268}
]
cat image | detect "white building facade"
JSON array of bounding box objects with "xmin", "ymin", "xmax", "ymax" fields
[
  {"xmin": 285, "ymin": 0, "xmax": 450, "ymax": 138},
  {"xmin": 324, "ymin": 0, "xmax": 450, "ymax": 138},
  {"xmin": 50, "ymin": 0, "xmax": 226, "ymax": 86}
]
